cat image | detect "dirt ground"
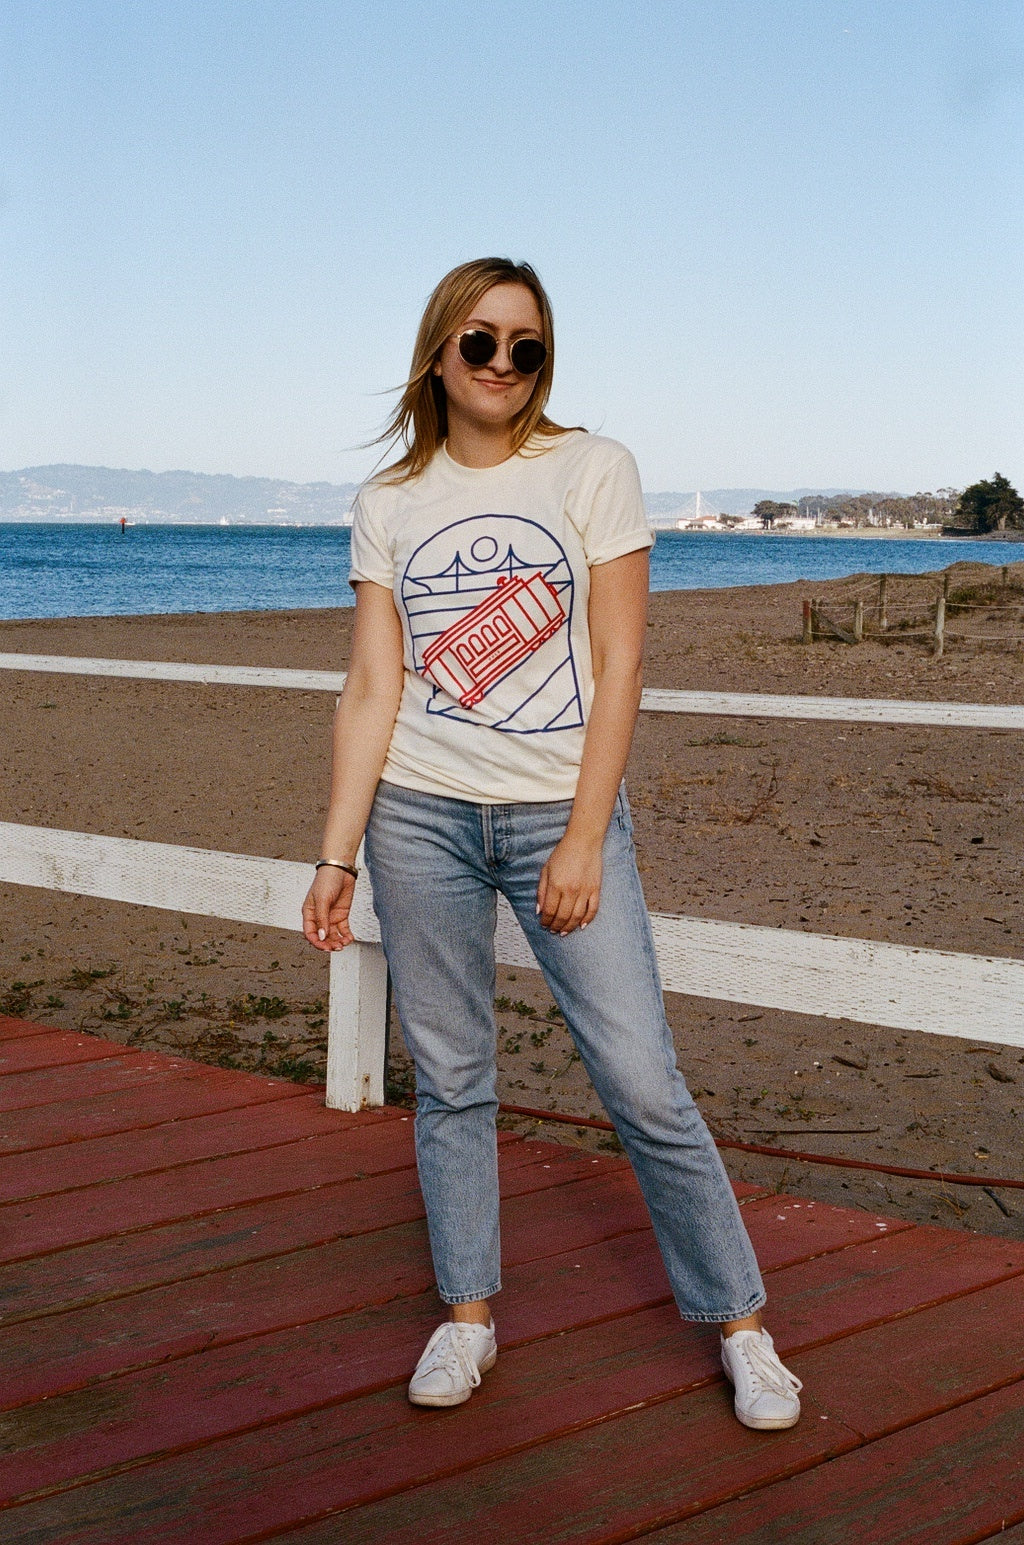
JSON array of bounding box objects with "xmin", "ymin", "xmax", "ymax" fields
[{"xmin": 2, "ymin": 559, "xmax": 1022, "ymax": 1237}]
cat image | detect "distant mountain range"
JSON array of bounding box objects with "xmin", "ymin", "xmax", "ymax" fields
[
  {"xmin": 0, "ymin": 466, "xmax": 360, "ymax": 524},
  {"xmin": 0, "ymin": 465, "xmax": 866, "ymax": 525}
]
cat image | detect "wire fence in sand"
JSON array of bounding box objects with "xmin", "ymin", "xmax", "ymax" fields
[{"xmin": 803, "ymin": 563, "xmax": 1024, "ymax": 656}]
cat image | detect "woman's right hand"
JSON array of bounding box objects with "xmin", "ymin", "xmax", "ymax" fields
[{"xmin": 302, "ymin": 868, "xmax": 357, "ymax": 951}]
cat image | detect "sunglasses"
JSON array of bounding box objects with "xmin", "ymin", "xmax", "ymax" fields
[{"xmin": 452, "ymin": 329, "xmax": 548, "ymax": 376}]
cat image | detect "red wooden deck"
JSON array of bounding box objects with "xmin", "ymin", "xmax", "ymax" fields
[{"xmin": 1, "ymin": 1014, "xmax": 1023, "ymax": 1544}]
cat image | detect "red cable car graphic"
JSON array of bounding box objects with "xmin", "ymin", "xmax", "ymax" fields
[{"xmin": 422, "ymin": 571, "xmax": 566, "ymax": 708}]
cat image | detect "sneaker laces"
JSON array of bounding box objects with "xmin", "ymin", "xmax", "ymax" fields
[
  {"xmin": 418, "ymin": 1322, "xmax": 485, "ymax": 1390},
  {"xmin": 733, "ymin": 1334, "xmax": 803, "ymax": 1398}
]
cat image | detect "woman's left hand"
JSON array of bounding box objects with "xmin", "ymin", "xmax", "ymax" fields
[{"xmin": 537, "ymin": 833, "xmax": 603, "ymax": 935}]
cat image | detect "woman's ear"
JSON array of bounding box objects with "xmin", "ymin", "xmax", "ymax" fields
[{"xmin": 432, "ymin": 357, "xmax": 442, "ymax": 376}]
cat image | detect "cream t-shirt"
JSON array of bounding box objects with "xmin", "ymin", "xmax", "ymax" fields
[{"xmin": 348, "ymin": 430, "xmax": 653, "ymax": 803}]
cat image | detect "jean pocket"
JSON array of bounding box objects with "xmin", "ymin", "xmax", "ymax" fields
[{"xmin": 615, "ymin": 785, "xmax": 633, "ymax": 833}]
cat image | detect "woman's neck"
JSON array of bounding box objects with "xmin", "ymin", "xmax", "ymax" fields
[{"xmin": 444, "ymin": 416, "xmax": 517, "ymax": 469}]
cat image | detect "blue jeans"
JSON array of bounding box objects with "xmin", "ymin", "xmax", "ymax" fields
[{"xmin": 363, "ymin": 779, "xmax": 766, "ymax": 1323}]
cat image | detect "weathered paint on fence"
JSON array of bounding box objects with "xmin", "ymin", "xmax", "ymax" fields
[
  {"xmin": 2, "ymin": 824, "xmax": 1022, "ymax": 1116},
  {"xmin": 2, "ymin": 652, "xmax": 1023, "ymax": 728}
]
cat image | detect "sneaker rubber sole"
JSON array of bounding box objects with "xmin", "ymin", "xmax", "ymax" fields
[
  {"xmin": 732, "ymin": 1401, "xmax": 801, "ymax": 1431},
  {"xmin": 408, "ymin": 1345, "xmax": 497, "ymax": 1407}
]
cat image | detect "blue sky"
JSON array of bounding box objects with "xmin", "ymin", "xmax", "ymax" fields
[{"xmin": 2, "ymin": 0, "xmax": 1021, "ymax": 492}]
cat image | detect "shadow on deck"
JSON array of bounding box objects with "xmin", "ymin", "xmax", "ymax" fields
[{"xmin": 1, "ymin": 1015, "xmax": 1023, "ymax": 1543}]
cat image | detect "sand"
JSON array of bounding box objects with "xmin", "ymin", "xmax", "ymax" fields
[{"xmin": 2, "ymin": 559, "xmax": 1022, "ymax": 1237}]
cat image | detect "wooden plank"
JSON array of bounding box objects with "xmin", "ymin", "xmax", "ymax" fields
[
  {"xmin": 631, "ymin": 1378, "xmax": 1024, "ymax": 1544},
  {"xmin": 648, "ymin": 913, "xmax": 1024, "ymax": 1047},
  {"xmin": 795, "ymin": 1271, "xmax": 1024, "ymax": 1437},
  {"xmin": 0, "ymin": 1123, "xmax": 425, "ymax": 1262},
  {"xmin": 0, "ymin": 1063, "xmax": 312, "ymax": 1154},
  {"xmin": 639, "ymin": 686, "xmax": 1024, "ymax": 731},
  {"xmin": 229, "ymin": 1382, "xmax": 1024, "ymax": 1545},
  {"xmin": 734, "ymin": 1193, "xmax": 912, "ymax": 1269},
  {"xmin": 5, "ymin": 1123, "xmax": 606, "ymax": 1267},
  {"xmin": 4, "ymin": 1221, "xmax": 1020, "ymax": 1509},
  {"xmin": 130, "ymin": 1384, "xmax": 861, "ymax": 1545},
  {"xmin": 0, "ymin": 1217, "xmax": 438, "ymax": 1409},
  {"xmin": 5, "ymin": 652, "xmax": 1023, "ymax": 728},
  {"xmin": 326, "ymin": 939, "xmax": 388, "ymax": 1110},
  {"xmin": 768, "ymin": 1222, "xmax": 1024, "ymax": 1347},
  {"xmin": 0, "ymin": 1320, "xmax": 838, "ymax": 1537},
  {"xmin": 0, "ymin": 1093, "xmax": 400, "ymax": 1204},
  {"xmin": 0, "ymin": 1050, "xmax": 222, "ymax": 1113},
  {"xmin": 492, "ymin": 883, "xmax": 1024, "ymax": 1045},
  {"xmin": 812, "ymin": 605, "xmax": 859, "ymax": 645},
  {"xmin": 0, "ymin": 1187, "xmax": 895, "ymax": 1410},
  {"xmin": 0, "ymin": 1015, "xmax": 70, "ymax": 1039},
  {"xmin": 0, "ymin": 1140, "xmax": 617, "ymax": 1326},
  {"xmin": 8, "ymin": 825, "xmax": 1024, "ymax": 1045},
  {"xmin": 0, "ymin": 821, "xmax": 381, "ymax": 943},
  {"xmin": 0, "ymin": 1030, "xmax": 132, "ymax": 1076},
  {"xmin": 10, "ymin": 822, "xmax": 1024, "ymax": 1049},
  {"xmin": 0, "ymin": 1301, "xmax": 695, "ymax": 1507},
  {"xmin": 0, "ymin": 1347, "xmax": 859, "ymax": 1544},
  {"xmin": 0, "ymin": 652, "xmax": 349, "ymax": 692}
]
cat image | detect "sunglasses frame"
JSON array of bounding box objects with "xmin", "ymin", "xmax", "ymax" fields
[{"xmin": 451, "ymin": 328, "xmax": 548, "ymax": 376}]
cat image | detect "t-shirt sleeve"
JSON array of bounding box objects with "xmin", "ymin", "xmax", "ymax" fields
[
  {"xmin": 579, "ymin": 449, "xmax": 654, "ymax": 566},
  {"xmin": 347, "ymin": 491, "xmax": 395, "ymax": 589}
]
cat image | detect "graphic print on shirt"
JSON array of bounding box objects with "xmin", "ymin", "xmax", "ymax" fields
[{"xmin": 401, "ymin": 515, "xmax": 583, "ymax": 733}]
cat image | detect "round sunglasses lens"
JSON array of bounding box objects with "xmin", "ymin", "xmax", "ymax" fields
[
  {"xmin": 509, "ymin": 338, "xmax": 547, "ymax": 374},
  {"xmin": 457, "ymin": 330, "xmax": 498, "ymax": 366}
]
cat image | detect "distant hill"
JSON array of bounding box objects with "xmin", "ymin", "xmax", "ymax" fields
[
  {"xmin": 0, "ymin": 464, "xmax": 868, "ymax": 525},
  {"xmin": 0, "ymin": 465, "xmax": 360, "ymax": 524}
]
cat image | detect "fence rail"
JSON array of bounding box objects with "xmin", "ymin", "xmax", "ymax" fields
[
  {"xmin": 3, "ymin": 651, "xmax": 1023, "ymax": 1107},
  {"xmin": 2, "ymin": 652, "xmax": 1023, "ymax": 728},
  {"xmin": 2, "ymin": 822, "xmax": 1022, "ymax": 1113}
]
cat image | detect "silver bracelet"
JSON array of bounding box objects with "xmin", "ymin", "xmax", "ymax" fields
[{"xmin": 314, "ymin": 859, "xmax": 359, "ymax": 880}]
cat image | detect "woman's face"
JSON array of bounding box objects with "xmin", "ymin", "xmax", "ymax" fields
[{"xmin": 433, "ymin": 282, "xmax": 545, "ymax": 438}]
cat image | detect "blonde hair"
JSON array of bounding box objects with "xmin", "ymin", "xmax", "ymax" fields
[{"xmin": 373, "ymin": 257, "xmax": 577, "ymax": 484}]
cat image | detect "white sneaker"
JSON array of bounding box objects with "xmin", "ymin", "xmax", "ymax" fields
[
  {"xmin": 408, "ymin": 1319, "xmax": 498, "ymax": 1408},
  {"xmin": 720, "ymin": 1328, "xmax": 802, "ymax": 1430}
]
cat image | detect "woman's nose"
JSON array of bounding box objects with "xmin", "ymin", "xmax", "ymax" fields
[{"xmin": 488, "ymin": 339, "xmax": 515, "ymax": 374}]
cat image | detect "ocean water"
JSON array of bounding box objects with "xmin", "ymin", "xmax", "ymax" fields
[{"xmin": 2, "ymin": 523, "xmax": 1024, "ymax": 621}]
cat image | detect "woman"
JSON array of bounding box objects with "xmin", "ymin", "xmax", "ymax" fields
[{"xmin": 302, "ymin": 257, "xmax": 802, "ymax": 1430}]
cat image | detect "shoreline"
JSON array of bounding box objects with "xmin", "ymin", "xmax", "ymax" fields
[
  {"xmin": 652, "ymin": 526, "xmax": 946, "ymax": 539},
  {"xmin": 4, "ymin": 517, "xmax": 1022, "ymax": 541}
]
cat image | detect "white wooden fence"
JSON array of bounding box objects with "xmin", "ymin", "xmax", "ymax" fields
[
  {"xmin": 2, "ymin": 652, "xmax": 1023, "ymax": 728},
  {"xmin": 2, "ymin": 651, "xmax": 1022, "ymax": 1110},
  {"xmin": 2, "ymin": 822, "xmax": 1022, "ymax": 1112}
]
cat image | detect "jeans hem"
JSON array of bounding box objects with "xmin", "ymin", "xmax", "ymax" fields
[
  {"xmin": 679, "ymin": 1289, "xmax": 767, "ymax": 1325},
  {"xmin": 438, "ymin": 1282, "xmax": 502, "ymax": 1305}
]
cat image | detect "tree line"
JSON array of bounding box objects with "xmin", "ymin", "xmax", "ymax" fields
[{"xmin": 752, "ymin": 474, "xmax": 1022, "ymax": 532}]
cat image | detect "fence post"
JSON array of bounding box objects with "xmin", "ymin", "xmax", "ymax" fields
[
  {"xmin": 942, "ymin": 571, "xmax": 951, "ymax": 602},
  {"xmin": 326, "ymin": 942, "xmax": 389, "ymax": 1111},
  {"xmin": 878, "ymin": 574, "xmax": 888, "ymax": 631},
  {"xmin": 1002, "ymin": 565, "xmax": 1009, "ymax": 590},
  {"xmin": 853, "ymin": 599, "xmax": 864, "ymax": 642},
  {"xmin": 802, "ymin": 599, "xmax": 813, "ymax": 644},
  {"xmin": 933, "ymin": 594, "xmax": 946, "ymax": 658}
]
